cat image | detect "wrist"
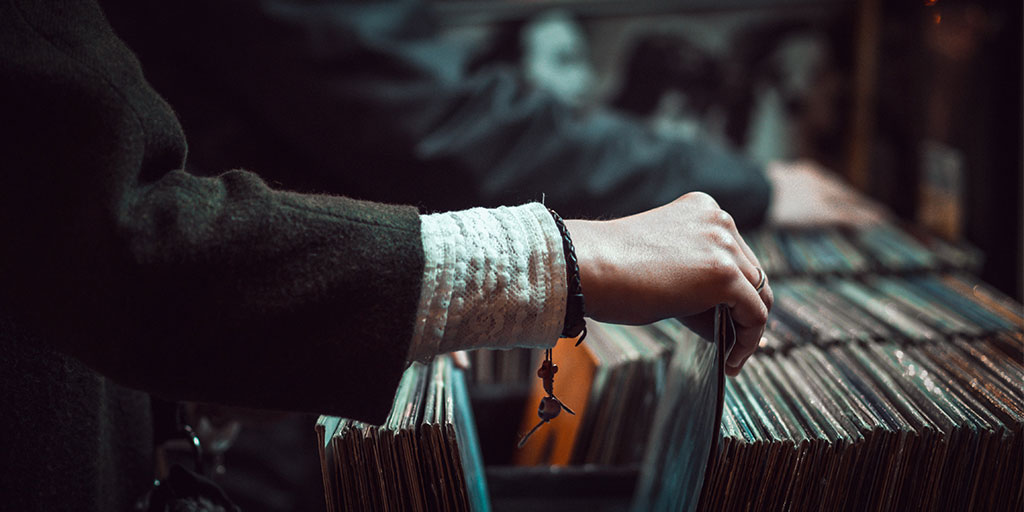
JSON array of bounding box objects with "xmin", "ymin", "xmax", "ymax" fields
[{"xmin": 563, "ymin": 219, "xmax": 615, "ymax": 322}]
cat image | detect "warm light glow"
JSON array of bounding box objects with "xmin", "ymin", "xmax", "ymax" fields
[
  {"xmin": 933, "ymin": 13, "xmax": 942, "ymax": 24},
  {"xmin": 925, "ymin": 0, "xmax": 937, "ymax": 6}
]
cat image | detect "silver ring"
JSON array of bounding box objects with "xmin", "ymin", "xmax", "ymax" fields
[{"xmin": 754, "ymin": 267, "xmax": 766, "ymax": 293}]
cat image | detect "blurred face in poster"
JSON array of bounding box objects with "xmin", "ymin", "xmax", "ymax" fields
[{"xmin": 521, "ymin": 11, "xmax": 595, "ymax": 107}]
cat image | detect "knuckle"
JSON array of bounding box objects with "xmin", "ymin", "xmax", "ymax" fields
[
  {"xmin": 708, "ymin": 227, "xmax": 734, "ymax": 250},
  {"xmin": 717, "ymin": 210, "xmax": 736, "ymax": 229},
  {"xmin": 684, "ymin": 191, "xmax": 718, "ymax": 209},
  {"xmin": 706, "ymin": 253, "xmax": 739, "ymax": 282}
]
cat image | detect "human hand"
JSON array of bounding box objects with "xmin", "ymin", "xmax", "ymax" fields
[
  {"xmin": 566, "ymin": 192, "xmax": 773, "ymax": 375},
  {"xmin": 767, "ymin": 160, "xmax": 885, "ymax": 227}
]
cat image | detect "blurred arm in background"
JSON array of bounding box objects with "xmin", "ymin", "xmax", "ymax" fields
[{"xmin": 102, "ymin": 0, "xmax": 773, "ymax": 226}]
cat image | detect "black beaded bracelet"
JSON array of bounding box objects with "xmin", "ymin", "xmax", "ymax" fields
[{"xmin": 547, "ymin": 208, "xmax": 587, "ymax": 346}]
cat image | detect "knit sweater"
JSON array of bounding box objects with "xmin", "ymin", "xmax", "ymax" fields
[{"xmin": 0, "ymin": 0, "xmax": 424, "ymax": 509}]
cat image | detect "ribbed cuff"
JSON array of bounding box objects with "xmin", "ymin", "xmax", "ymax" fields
[{"xmin": 407, "ymin": 203, "xmax": 567, "ymax": 363}]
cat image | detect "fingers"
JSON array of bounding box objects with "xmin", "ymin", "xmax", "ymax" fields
[
  {"xmin": 724, "ymin": 273, "xmax": 768, "ymax": 373},
  {"xmin": 716, "ymin": 209, "xmax": 761, "ymax": 271},
  {"xmin": 717, "ymin": 209, "xmax": 774, "ymax": 315},
  {"xmin": 722, "ymin": 244, "xmax": 770, "ymax": 374},
  {"xmin": 687, "ymin": 192, "xmax": 771, "ymax": 374},
  {"xmin": 732, "ymin": 251, "xmax": 773, "ymax": 317},
  {"xmin": 750, "ymin": 265, "xmax": 774, "ymax": 317}
]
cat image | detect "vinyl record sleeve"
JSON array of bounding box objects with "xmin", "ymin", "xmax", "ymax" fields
[{"xmin": 632, "ymin": 305, "xmax": 736, "ymax": 512}]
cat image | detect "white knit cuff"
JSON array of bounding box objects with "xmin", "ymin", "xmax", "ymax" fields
[{"xmin": 407, "ymin": 203, "xmax": 567, "ymax": 363}]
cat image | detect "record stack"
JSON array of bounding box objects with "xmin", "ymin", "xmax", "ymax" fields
[
  {"xmin": 690, "ymin": 337, "xmax": 1023, "ymax": 511},
  {"xmin": 469, "ymin": 348, "xmax": 536, "ymax": 386},
  {"xmin": 509, "ymin": 221, "xmax": 1020, "ymax": 511},
  {"xmin": 316, "ymin": 356, "xmax": 490, "ymax": 512},
  {"xmin": 744, "ymin": 223, "xmax": 981, "ymax": 277},
  {"xmin": 513, "ymin": 322, "xmax": 676, "ymax": 466},
  {"xmin": 632, "ymin": 258, "xmax": 1023, "ymax": 509}
]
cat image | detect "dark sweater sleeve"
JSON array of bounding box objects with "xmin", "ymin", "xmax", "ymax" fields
[
  {"xmin": 0, "ymin": 0, "xmax": 422, "ymax": 424},
  {"xmin": 100, "ymin": 0, "xmax": 771, "ymax": 226}
]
